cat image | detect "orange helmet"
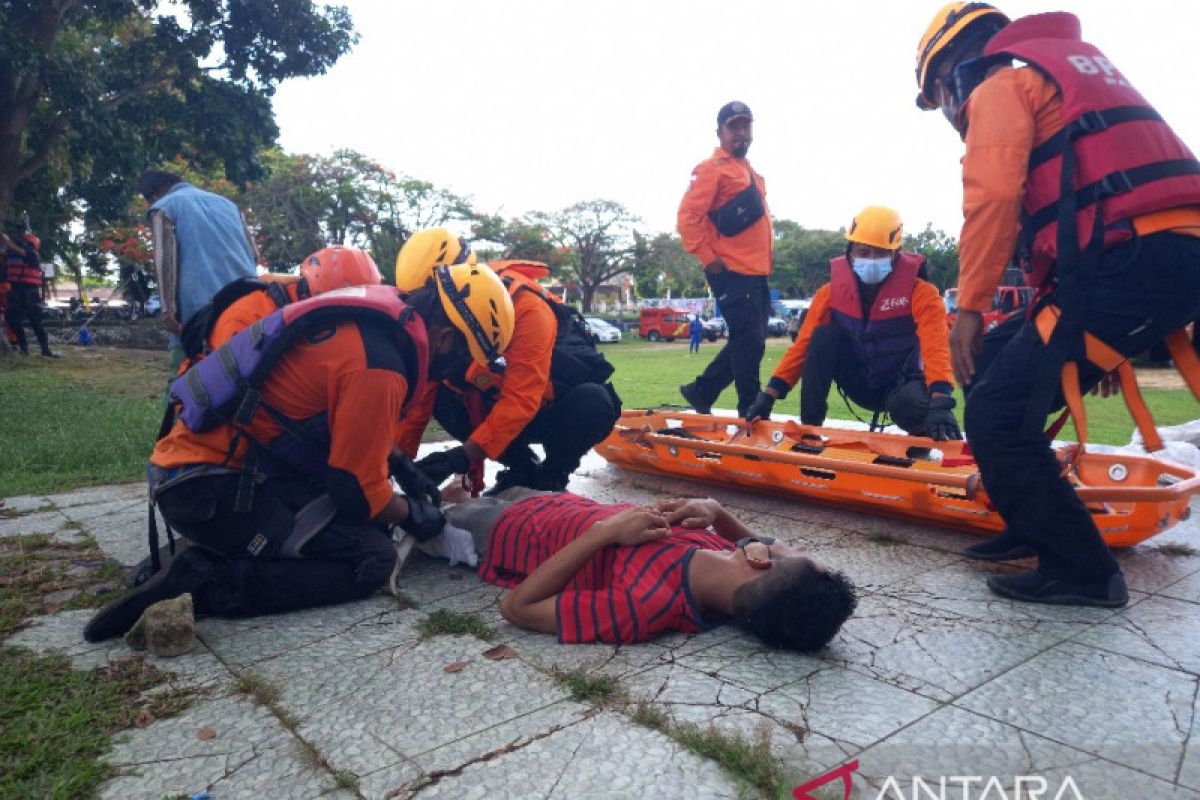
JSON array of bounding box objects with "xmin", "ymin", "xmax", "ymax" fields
[
  {"xmin": 22, "ymin": 232, "xmax": 40, "ymax": 250},
  {"xmin": 300, "ymin": 246, "xmax": 382, "ymax": 296}
]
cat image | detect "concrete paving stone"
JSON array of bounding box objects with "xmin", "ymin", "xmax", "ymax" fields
[
  {"xmin": 623, "ymin": 662, "xmax": 760, "ymax": 710},
  {"xmin": 1072, "ymin": 594, "xmax": 1200, "ymax": 676},
  {"xmin": 0, "ymin": 507, "xmax": 71, "ymax": 537},
  {"xmin": 246, "ymin": 608, "xmax": 425, "ymax": 683},
  {"xmin": 419, "ymin": 582, "xmax": 505, "ymax": 615},
  {"xmin": 1161, "ymin": 570, "xmax": 1200, "ymax": 604},
  {"xmin": 1116, "ymin": 540, "xmax": 1200, "ymax": 594},
  {"xmin": 1, "ymin": 493, "xmax": 54, "ymax": 514},
  {"xmin": 506, "ymin": 631, "xmax": 673, "ymax": 678},
  {"xmin": 43, "ymin": 482, "xmax": 144, "ymax": 509},
  {"xmin": 290, "ymin": 636, "xmax": 573, "ymax": 777},
  {"xmin": 803, "ymin": 536, "xmax": 962, "ymax": 594},
  {"xmin": 5, "ymin": 608, "xmax": 230, "ymax": 687},
  {"xmin": 393, "ymin": 554, "xmax": 493, "ymax": 606},
  {"xmin": 406, "ymin": 710, "xmax": 743, "ymax": 800},
  {"xmin": 702, "ymin": 646, "xmax": 829, "ymax": 694},
  {"xmin": 828, "ymin": 592, "xmax": 1081, "ymax": 701},
  {"xmin": 201, "ymin": 594, "xmax": 403, "ymax": 667},
  {"xmin": 59, "ymin": 494, "xmax": 145, "ymax": 523},
  {"xmin": 756, "ymin": 666, "xmax": 941, "ymax": 750},
  {"xmin": 102, "ymin": 694, "xmax": 339, "ymax": 799},
  {"xmin": 881, "ymin": 557, "xmax": 1146, "ymax": 624},
  {"xmin": 361, "ymin": 701, "xmax": 595, "ymax": 799},
  {"xmin": 956, "ymin": 641, "xmax": 1198, "ymax": 780},
  {"xmin": 853, "ymin": 704, "xmax": 1200, "ymax": 800},
  {"xmin": 1183, "ymin": 708, "xmax": 1200, "ymax": 791}
]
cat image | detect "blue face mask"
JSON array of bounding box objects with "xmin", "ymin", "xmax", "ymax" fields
[{"xmin": 852, "ymin": 256, "xmax": 893, "ymax": 285}]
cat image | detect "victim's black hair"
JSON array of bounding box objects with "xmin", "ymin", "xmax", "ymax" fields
[{"xmin": 731, "ymin": 560, "xmax": 858, "ymax": 653}]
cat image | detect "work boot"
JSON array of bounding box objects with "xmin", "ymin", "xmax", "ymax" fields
[
  {"xmin": 124, "ymin": 593, "xmax": 196, "ymax": 658},
  {"xmin": 530, "ymin": 466, "xmax": 571, "ymax": 493},
  {"xmin": 986, "ymin": 569, "xmax": 1129, "ymax": 608},
  {"xmin": 679, "ymin": 383, "xmax": 712, "ymax": 415},
  {"xmin": 963, "ymin": 529, "xmax": 1036, "ymax": 562},
  {"xmin": 128, "ymin": 537, "xmax": 192, "ymax": 588},
  {"xmin": 84, "ymin": 548, "xmax": 213, "ymax": 642},
  {"xmin": 39, "ymin": 349, "xmax": 60, "ymax": 358}
]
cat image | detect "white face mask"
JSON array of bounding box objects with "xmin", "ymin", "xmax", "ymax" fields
[{"xmin": 852, "ymin": 256, "xmax": 893, "ymax": 285}]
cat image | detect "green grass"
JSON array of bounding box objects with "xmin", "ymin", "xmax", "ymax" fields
[
  {"xmin": 0, "ymin": 648, "xmax": 190, "ymax": 800},
  {"xmin": 552, "ymin": 668, "xmax": 622, "ymax": 705},
  {"xmin": 233, "ymin": 671, "xmax": 283, "ymax": 706},
  {"xmin": 0, "ymin": 349, "xmax": 166, "ymax": 496},
  {"xmin": 417, "ymin": 608, "xmax": 496, "ymax": 641},
  {"xmin": 602, "ymin": 339, "xmax": 1198, "ymax": 445}
]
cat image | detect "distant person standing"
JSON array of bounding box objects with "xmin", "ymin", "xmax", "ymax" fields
[
  {"xmin": 1, "ymin": 231, "xmax": 57, "ymax": 357},
  {"xmin": 688, "ymin": 314, "xmax": 703, "ymax": 354},
  {"xmin": 677, "ymin": 101, "xmax": 773, "ymax": 416},
  {"xmin": 136, "ymin": 171, "xmax": 259, "ymax": 372}
]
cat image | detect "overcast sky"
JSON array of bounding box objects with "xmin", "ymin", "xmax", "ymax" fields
[{"xmin": 272, "ymin": 0, "xmax": 1200, "ymax": 241}]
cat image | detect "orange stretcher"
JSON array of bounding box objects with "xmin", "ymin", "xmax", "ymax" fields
[{"xmin": 597, "ymin": 409, "xmax": 1200, "ymax": 548}]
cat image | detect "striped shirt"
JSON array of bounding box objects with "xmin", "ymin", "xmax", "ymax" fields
[{"xmin": 479, "ymin": 493, "xmax": 734, "ymax": 644}]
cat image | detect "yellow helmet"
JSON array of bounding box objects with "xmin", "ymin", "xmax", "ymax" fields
[
  {"xmin": 395, "ymin": 227, "xmax": 475, "ymax": 292},
  {"xmin": 915, "ymin": 2, "xmax": 1008, "ymax": 110},
  {"xmin": 434, "ymin": 263, "xmax": 515, "ymax": 369},
  {"xmin": 846, "ymin": 206, "xmax": 904, "ymax": 251}
]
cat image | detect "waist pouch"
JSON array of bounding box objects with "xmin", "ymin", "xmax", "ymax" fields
[{"xmin": 708, "ymin": 170, "xmax": 765, "ymax": 237}]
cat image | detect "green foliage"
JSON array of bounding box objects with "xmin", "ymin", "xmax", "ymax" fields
[
  {"xmin": 1, "ymin": 0, "xmax": 358, "ymax": 240},
  {"xmin": 552, "ymin": 668, "xmax": 622, "ymax": 704},
  {"xmin": 770, "ymin": 220, "xmax": 844, "ymax": 298},
  {"xmin": 632, "ymin": 232, "xmax": 705, "ymax": 299},
  {"xmin": 903, "ymin": 224, "xmax": 960, "ymax": 290},
  {"xmin": 0, "ymin": 649, "xmax": 189, "ymax": 800},
  {"xmin": 234, "ymin": 672, "xmax": 283, "ymax": 707},
  {"xmin": 471, "ymin": 213, "xmax": 565, "ymax": 267},
  {"xmin": 533, "ymin": 199, "xmax": 641, "ymax": 312},
  {"xmin": 418, "ymin": 609, "xmax": 496, "ymax": 641}
]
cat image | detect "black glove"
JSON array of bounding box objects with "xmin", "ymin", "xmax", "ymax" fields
[
  {"xmin": 400, "ymin": 495, "xmax": 446, "ymax": 542},
  {"xmin": 414, "ymin": 445, "xmax": 471, "ymax": 487},
  {"xmin": 744, "ymin": 391, "xmax": 776, "ymax": 422},
  {"xmin": 925, "ymin": 395, "xmax": 962, "ymax": 441},
  {"xmin": 389, "ymin": 451, "xmax": 441, "ymax": 505}
]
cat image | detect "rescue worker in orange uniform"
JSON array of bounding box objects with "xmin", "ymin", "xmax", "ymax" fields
[
  {"xmin": 392, "ymin": 228, "xmax": 620, "ymax": 495},
  {"xmin": 203, "ymin": 245, "xmax": 383, "ymax": 352},
  {"xmin": 916, "ymin": 4, "xmax": 1200, "ymax": 605},
  {"xmin": 83, "ymin": 264, "xmax": 516, "ymax": 642},
  {"xmin": 677, "ymin": 101, "xmax": 773, "ymax": 417},
  {"xmin": 1, "ymin": 231, "xmax": 57, "ymax": 357},
  {"xmin": 744, "ymin": 206, "xmax": 960, "ymax": 441}
]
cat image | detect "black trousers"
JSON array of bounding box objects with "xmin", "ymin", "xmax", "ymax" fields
[
  {"xmin": 155, "ymin": 474, "xmax": 396, "ymax": 617},
  {"xmin": 799, "ymin": 323, "xmax": 929, "ymax": 434},
  {"xmin": 692, "ymin": 271, "xmax": 771, "ymax": 415},
  {"xmin": 7, "ymin": 284, "xmax": 50, "ymax": 355},
  {"xmin": 964, "ymin": 232, "xmax": 1200, "ymax": 583},
  {"xmin": 434, "ymin": 381, "xmax": 620, "ymax": 478}
]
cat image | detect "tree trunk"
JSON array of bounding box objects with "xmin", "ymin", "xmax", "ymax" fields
[{"xmin": 580, "ymin": 284, "xmax": 596, "ymax": 313}]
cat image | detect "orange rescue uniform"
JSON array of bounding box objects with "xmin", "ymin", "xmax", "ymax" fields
[
  {"xmin": 208, "ymin": 278, "xmax": 304, "ymax": 350},
  {"xmin": 395, "ymin": 282, "xmax": 557, "ymax": 460},
  {"xmin": 677, "ymin": 147, "xmax": 772, "ymax": 275},
  {"xmin": 957, "ymin": 66, "xmax": 1200, "ymax": 313},
  {"xmin": 771, "ymin": 279, "xmax": 954, "ymax": 392},
  {"xmin": 153, "ymin": 320, "xmax": 406, "ymax": 519}
]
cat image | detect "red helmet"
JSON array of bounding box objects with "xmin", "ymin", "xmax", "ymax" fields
[
  {"xmin": 300, "ymin": 246, "xmax": 382, "ymax": 295},
  {"xmin": 23, "ymin": 232, "xmax": 40, "ymax": 250}
]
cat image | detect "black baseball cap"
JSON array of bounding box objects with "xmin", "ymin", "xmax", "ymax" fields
[{"xmin": 717, "ymin": 101, "xmax": 753, "ymax": 126}]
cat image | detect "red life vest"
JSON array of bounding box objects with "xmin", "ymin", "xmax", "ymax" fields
[
  {"xmin": 982, "ymin": 12, "xmax": 1200, "ymax": 287},
  {"xmin": 828, "ymin": 252, "xmax": 923, "ymax": 390},
  {"xmin": 4, "ymin": 246, "xmax": 42, "ymax": 286}
]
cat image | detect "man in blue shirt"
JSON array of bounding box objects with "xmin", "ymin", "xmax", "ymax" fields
[{"xmin": 136, "ymin": 171, "xmax": 259, "ymax": 372}]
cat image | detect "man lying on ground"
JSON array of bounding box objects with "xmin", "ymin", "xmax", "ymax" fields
[{"xmin": 433, "ymin": 487, "xmax": 857, "ymax": 651}]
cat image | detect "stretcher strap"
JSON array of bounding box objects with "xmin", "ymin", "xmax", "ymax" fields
[
  {"xmin": 1164, "ymin": 329, "xmax": 1200, "ymax": 401},
  {"xmin": 1035, "ymin": 306, "xmax": 1165, "ymax": 456}
]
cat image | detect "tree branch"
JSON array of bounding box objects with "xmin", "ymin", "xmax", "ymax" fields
[{"xmin": 17, "ymin": 113, "xmax": 69, "ymax": 181}]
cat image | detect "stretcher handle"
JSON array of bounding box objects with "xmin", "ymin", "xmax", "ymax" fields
[{"xmin": 1074, "ymin": 471, "xmax": 1200, "ymax": 503}]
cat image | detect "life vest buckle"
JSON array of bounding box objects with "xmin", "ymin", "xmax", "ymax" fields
[
  {"xmin": 1076, "ymin": 109, "xmax": 1111, "ymax": 134},
  {"xmin": 1097, "ymin": 170, "xmax": 1134, "ymax": 198}
]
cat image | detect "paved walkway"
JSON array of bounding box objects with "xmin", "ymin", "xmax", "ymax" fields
[{"xmin": 5, "ymin": 445, "xmax": 1200, "ymax": 799}]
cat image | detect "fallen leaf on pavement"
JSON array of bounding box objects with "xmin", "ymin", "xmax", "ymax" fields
[
  {"xmin": 481, "ymin": 645, "xmax": 516, "ymax": 661},
  {"xmin": 134, "ymin": 709, "xmax": 156, "ymax": 728},
  {"xmin": 196, "ymin": 727, "xmax": 217, "ymax": 740},
  {"xmin": 443, "ymin": 661, "xmax": 467, "ymax": 673}
]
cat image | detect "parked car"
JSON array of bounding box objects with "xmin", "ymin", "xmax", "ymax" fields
[
  {"xmin": 584, "ymin": 317, "xmax": 622, "ymax": 343},
  {"xmin": 639, "ymin": 307, "xmax": 690, "ymax": 342},
  {"xmin": 766, "ymin": 316, "xmax": 788, "ymax": 337},
  {"xmin": 700, "ymin": 317, "xmax": 726, "ymax": 342},
  {"xmin": 40, "ymin": 302, "xmax": 66, "ymax": 321}
]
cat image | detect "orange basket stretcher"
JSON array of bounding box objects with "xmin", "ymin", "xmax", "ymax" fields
[{"xmin": 596, "ymin": 409, "xmax": 1200, "ymax": 548}]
